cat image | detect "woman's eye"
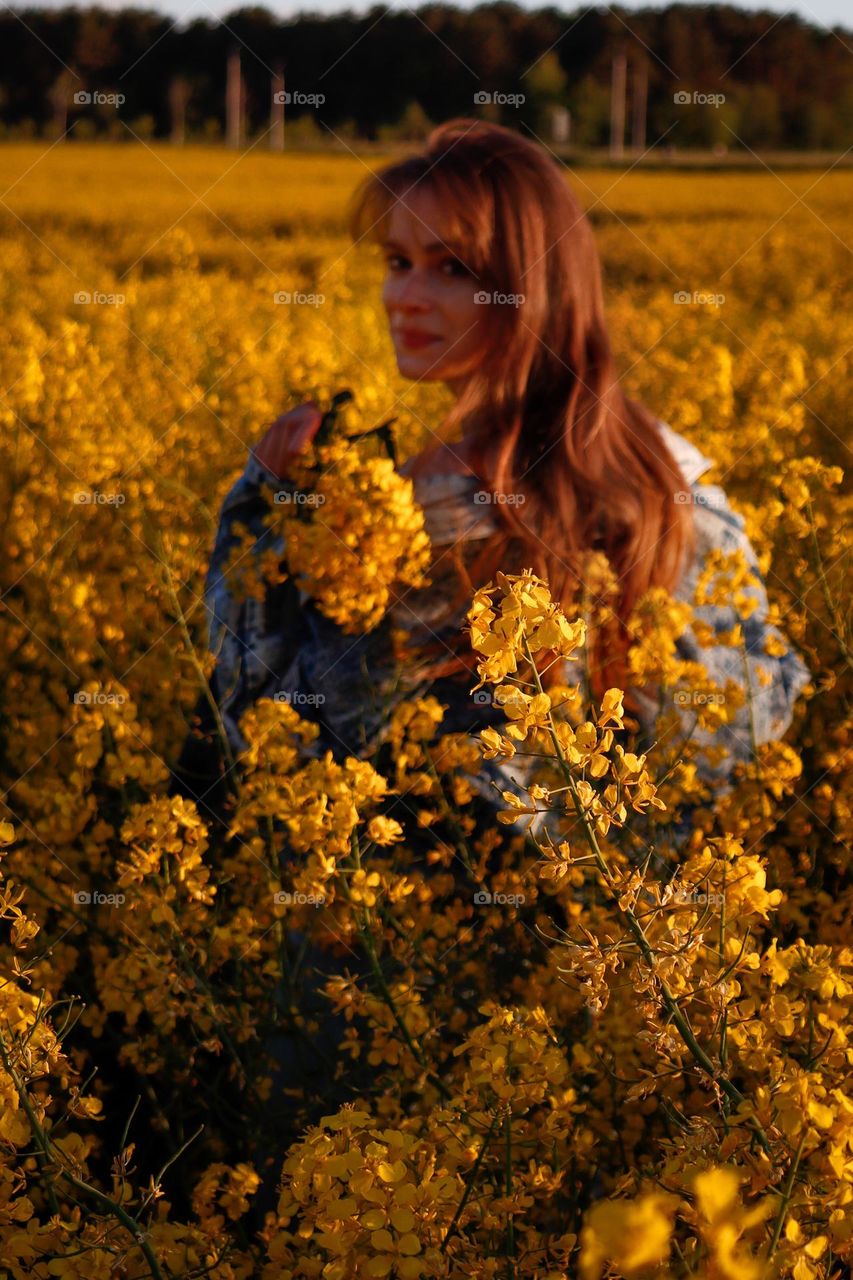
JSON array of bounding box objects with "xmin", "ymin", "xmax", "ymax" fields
[
  {"xmin": 384, "ymin": 253, "xmax": 469, "ymax": 278},
  {"xmin": 441, "ymin": 257, "xmax": 469, "ymax": 277}
]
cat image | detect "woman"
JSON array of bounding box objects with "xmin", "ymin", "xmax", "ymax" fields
[
  {"xmin": 172, "ymin": 117, "xmax": 810, "ymax": 830},
  {"xmin": 170, "ymin": 119, "xmax": 812, "ymax": 1221}
]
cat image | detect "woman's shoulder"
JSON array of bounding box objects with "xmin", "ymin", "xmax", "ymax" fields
[
  {"xmin": 654, "ymin": 418, "xmax": 748, "ymax": 548},
  {"xmin": 654, "ymin": 418, "xmax": 716, "ymax": 488}
]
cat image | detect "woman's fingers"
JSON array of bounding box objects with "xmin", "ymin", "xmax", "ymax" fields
[{"xmin": 253, "ymin": 402, "xmax": 323, "ymax": 479}]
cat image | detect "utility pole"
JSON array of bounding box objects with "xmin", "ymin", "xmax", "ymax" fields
[
  {"xmin": 551, "ymin": 104, "xmax": 571, "ymax": 145},
  {"xmin": 49, "ymin": 70, "xmax": 76, "ymax": 140},
  {"xmin": 610, "ymin": 50, "xmax": 626, "ymax": 160},
  {"xmin": 169, "ymin": 75, "xmax": 190, "ymax": 146},
  {"xmin": 632, "ymin": 57, "xmax": 648, "ymax": 151},
  {"xmin": 226, "ymin": 46, "xmax": 243, "ymax": 148},
  {"xmin": 271, "ymin": 61, "xmax": 285, "ymax": 151}
]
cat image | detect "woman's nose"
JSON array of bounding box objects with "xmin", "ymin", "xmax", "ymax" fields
[{"xmin": 393, "ymin": 271, "xmax": 431, "ymax": 311}]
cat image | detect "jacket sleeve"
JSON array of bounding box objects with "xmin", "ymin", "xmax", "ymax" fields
[
  {"xmin": 203, "ymin": 450, "xmax": 305, "ymax": 754},
  {"xmin": 663, "ymin": 479, "xmax": 813, "ymax": 787}
]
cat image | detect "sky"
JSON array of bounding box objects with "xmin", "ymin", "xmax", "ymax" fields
[{"xmin": 9, "ymin": 0, "xmax": 853, "ymax": 32}]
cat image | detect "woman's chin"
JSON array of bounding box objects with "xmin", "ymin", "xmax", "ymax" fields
[{"xmin": 394, "ymin": 352, "xmax": 445, "ymax": 380}]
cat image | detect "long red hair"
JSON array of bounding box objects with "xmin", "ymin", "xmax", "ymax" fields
[{"xmin": 348, "ymin": 118, "xmax": 695, "ymax": 708}]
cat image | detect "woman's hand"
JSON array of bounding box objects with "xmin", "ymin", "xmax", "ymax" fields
[{"xmin": 252, "ymin": 401, "xmax": 324, "ymax": 480}]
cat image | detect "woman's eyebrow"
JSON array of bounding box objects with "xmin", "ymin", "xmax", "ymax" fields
[{"xmin": 381, "ymin": 238, "xmax": 453, "ymax": 254}]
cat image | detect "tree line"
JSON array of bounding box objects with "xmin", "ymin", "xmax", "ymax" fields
[{"xmin": 0, "ymin": 2, "xmax": 850, "ymax": 150}]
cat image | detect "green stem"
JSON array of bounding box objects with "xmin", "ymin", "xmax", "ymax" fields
[
  {"xmin": 768, "ymin": 1129, "xmax": 808, "ymax": 1258},
  {"xmin": 0, "ymin": 1026, "xmax": 167, "ymax": 1279},
  {"xmin": 718, "ymin": 861, "xmax": 730, "ymax": 1125},
  {"xmin": 167, "ymin": 927, "xmax": 249, "ymax": 1089},
  {"xmin": 341, "ymin": 836, "xmax": 454, "ymax": 1103},
  {"xmin": 421, "ymin": 744, "xmax": 476, "ymax": 875},
  {"xmin": 440, "ymin": 1110, "xmax": 501, "ymax": 1253},
  {"xmin": 504, "ymin": 1107, "xmax": 515, "ymax": 1275},
  {"xmin": 156, "ymin": 528, "xmax": 240, "ymax": 790},
  {"xmin": 805, "ymin": 498, "xmax": 852, "ymax": 672},
  {"xmin": 0, "ymin": 1019, "xmax": 61, "ymax": 1217}
]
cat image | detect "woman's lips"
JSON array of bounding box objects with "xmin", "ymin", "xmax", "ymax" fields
[{"xmin": 397, "ymin": 329, "xmax": 441, "ymax": 350}]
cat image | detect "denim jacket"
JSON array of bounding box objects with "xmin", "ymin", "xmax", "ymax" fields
[{"xmin": 203, "ymin": 422, "xmax": 811, "ymax": 804}]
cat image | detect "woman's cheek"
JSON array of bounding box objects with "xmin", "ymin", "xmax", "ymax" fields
[
  {"xmin": 454, "ymin": 300, "xmax": 488, "ymax": 352},
  {"xmin": 381, "ymin": 278, "xmax": 398, "ymax": 312}
]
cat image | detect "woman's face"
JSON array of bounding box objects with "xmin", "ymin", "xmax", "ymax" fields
[{"xmin": 381, "ymin": 188, "xmax": 487, "ymax": 397}]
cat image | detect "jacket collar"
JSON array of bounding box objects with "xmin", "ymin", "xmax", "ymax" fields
[{"xmin": 656, "ymin": 419, "xmax": 715, "ymax": 486}]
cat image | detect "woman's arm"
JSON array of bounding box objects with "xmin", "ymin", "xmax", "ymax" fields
[
  {"xmin": 203, "ymin": 405, "xmax": 324, "ymax": 755},
  {"xmin": 205, "ymin": 403, "xmax": 324, "ymax": 653},
  {"xmin": 667, "ymin": 479, "xmax": 812, "ymax": 786},
  {"xmin": 169, "ymin": 448, "xmax": 296, "ymax": 815},
  {"xmin": 204, "ymin": 448, "xmax": 285, "ymax": 659},
  {"xmin": 203, "ymin": 449, "xmax": 306, "ymax": 756}
]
